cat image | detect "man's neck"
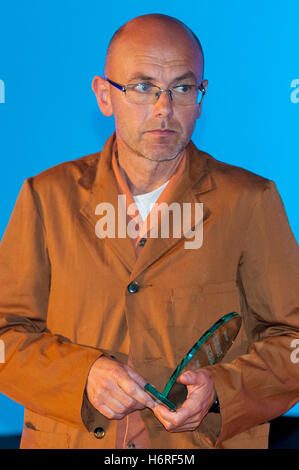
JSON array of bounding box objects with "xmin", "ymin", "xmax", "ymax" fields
[{"xmin": 115, "ymin": 138, "xmax": 184, "ymax": 196}]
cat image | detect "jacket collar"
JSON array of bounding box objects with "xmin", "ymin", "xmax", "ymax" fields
[{"xmin": 78, "ymin": 132, "xmax": 215, "ymax": 276}]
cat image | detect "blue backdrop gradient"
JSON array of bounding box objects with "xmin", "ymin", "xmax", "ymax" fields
[{"xmin": 0, "ymin": 0, "xmax": 298, "ymax": 435}]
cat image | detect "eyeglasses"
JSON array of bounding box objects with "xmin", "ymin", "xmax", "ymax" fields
[{"xmin": 105, "ymin": 77, "xmax": 206, "ymax": 106}]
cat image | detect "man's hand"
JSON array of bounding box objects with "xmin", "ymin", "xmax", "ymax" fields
[
  {"xmin": 152, "ymin": 369, "xmax": 216, "ymax": 432},
  {"xmin": 86, "ymin": 355, "xmax": 156, "ymax": 419}
]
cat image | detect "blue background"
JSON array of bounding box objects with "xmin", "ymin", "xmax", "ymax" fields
[{"xmin": 0, "ymin": 0, "xmax": 298, "ymax": 436}]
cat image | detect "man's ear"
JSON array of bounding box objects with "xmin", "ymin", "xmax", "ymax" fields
[
  {"xmin": 92, "ymin": 76, "xmax": 113, "ymax": 117},
  {"xmin": 196, "ymin": 79, "xmax": 208, "ymax": 119}
]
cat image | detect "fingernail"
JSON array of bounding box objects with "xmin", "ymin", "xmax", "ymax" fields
[{"xmin": 182, "ymin": 371, "xmax": 192, "ymax": 380}]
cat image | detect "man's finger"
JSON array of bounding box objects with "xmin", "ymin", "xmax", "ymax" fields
[
  {"xmin": 153, "ymin": 402, "xmax": 196, "ymax": 426},
  {"xmin": 152, "ymin": 406, "xmax": 204, "ymax": 432},
  {"xmin": 117, "ymin": 372, "xmax": 156, "ymax": 408},
  {"xmin": 125, "ymin": 366, "xmax": 147, "ymax": 387},
  {"xmin": 177, "ymin": 370, "xmax": 207, "ymax": 386},
  {"xmin": 97, "ymin": 387, "xmax": 139, "ymax": 413},
  {"xmin": 98, "ymin": 402, "xmax": 126, "ymax": 420}
]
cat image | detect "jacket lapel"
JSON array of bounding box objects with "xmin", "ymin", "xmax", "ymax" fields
[
  {"xmin": 78, "ymin": 134, "xmax": 216, "ymax": 276},
  {"xmin": 131, "ymin": 141, "xmax": 215, "ymax": 279},
  {"xmin": 78, "ymin": 133, "xmax": 137, "ymax": 272}
]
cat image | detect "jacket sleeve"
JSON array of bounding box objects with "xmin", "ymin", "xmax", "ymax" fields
[
  {"xmin": 0, "ymin": 178, "xmax": 109, "ymax": 430},
  {"xmin": 206, "ymin": 180, "xmax": 299, "ymax": 445}
]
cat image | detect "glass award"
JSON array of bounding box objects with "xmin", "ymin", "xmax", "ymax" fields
[{"xmin": 144, "ymin": 311, "xmax": 241, "ymax": 411}]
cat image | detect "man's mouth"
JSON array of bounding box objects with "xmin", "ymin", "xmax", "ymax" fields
[{"xmin": 145, "ymin": 129, "xmax": 176, "ymax": 135}]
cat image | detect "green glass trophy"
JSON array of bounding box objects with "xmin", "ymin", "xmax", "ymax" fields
[{"xmin": 144, "ymin": 311, "xmax": 241, "ymax": 411}]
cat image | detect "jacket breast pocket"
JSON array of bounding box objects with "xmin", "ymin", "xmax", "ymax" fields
[
  {"xmin": 171, "ymin": 280, "xmax": 240, "ymax": 328},
  {"xmin": 170, "ymin": 280, "xmax": 246, "ymax": 364}
]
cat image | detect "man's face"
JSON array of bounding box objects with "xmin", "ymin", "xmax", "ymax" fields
[{"xmin": 98, "ymin": 24, "xmax": 206, "ymax": 161}]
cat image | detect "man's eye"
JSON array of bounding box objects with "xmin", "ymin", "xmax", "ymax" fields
[
  {"xmin": 133, "ymin": 83, "xmax": 154, "ymax": 93},
  {"xmin": 174, "ymin": 85, "xmax": 193, "ymax": 93}
]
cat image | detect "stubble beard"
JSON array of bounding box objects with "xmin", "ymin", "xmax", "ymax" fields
[{"xmin": 124, "ymin": 134, "xmax": 188, "ymax": 162}]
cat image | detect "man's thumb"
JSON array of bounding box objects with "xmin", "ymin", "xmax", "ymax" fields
[{"xmin": 177, "ymin": 370, "xmax": 197, "ymax": 384}]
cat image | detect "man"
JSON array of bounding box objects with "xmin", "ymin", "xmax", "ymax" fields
[{"xmin": 0, "ymin": 13, "xmax": 299, "ymax": 449}]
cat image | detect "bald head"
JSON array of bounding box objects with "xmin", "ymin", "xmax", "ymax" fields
[{"xmin": 104, "ymin": 14, "xmax": 204, "ymax": 81}]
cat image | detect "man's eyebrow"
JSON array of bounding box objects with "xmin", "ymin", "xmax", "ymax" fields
[
  {"xmin": 170, "ymin": 72, "xmax": 197, "ymax": 84},
  {"xmin": 128, "ymin": 74, "xmax": 156, "ymax": 82},
  {"xmin": 127, "ymin": 72, "xmax": 198, "ymax": 84}
]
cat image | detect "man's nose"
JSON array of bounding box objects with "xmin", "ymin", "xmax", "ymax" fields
[{"xmin": 152, "ymin": 90, "xmax": 174, "ymax": 118}]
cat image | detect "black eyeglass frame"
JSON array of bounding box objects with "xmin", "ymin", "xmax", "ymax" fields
[{"xmin": 105, "ymin": 77, "xmax": 206, "ymax": 103}]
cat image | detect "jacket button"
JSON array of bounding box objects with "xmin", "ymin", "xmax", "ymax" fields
[
  {"xmin": 127, "ymin": 442, "xmax": 136, "ymax": 449},
  {"xmin": 94, "ymin": 427, "xmax": 105, "ymax": 439},
  {"xmin": 128, "ymin": 281, "xmax": 139, "ymax": 293},
  {"xmin": 138, "ymin": 238, "xmax": 147, "ymax": 247}
]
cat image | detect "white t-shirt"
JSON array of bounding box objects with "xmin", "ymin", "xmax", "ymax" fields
[{"xmin": 133, "ymin": 180, "xmax": 169, "ymax": 221}]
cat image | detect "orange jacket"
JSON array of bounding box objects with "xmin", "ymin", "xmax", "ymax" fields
[{"xmin": 0, "ymin": 133, "xmax": 299, "ymax": 449}]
